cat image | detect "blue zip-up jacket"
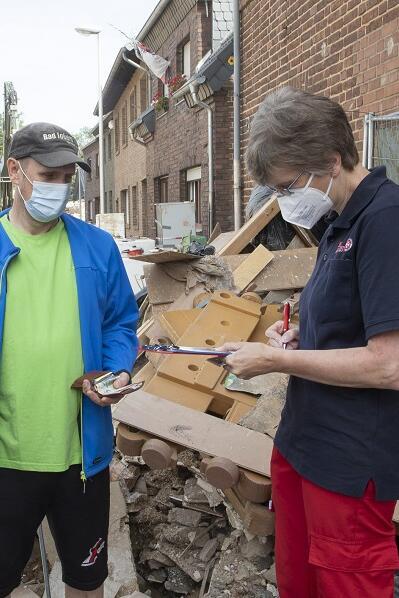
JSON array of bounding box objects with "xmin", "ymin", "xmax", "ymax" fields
[{"xmin": 0, "ymin": 210, "xmax": 139, "ymax": 478}]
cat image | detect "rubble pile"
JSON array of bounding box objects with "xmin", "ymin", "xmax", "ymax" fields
[{"xmin": 111, "ymin": 450, "xmax": 278, "ymax": 597}]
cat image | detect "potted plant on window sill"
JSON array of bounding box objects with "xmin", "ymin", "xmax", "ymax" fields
[
  {"xmin": 152, "ymin": 91, "xmax": 169, "ymax": 113},
  {"xmin": 168, "ymin": 73, "xmax": 187, "ymax": 95}
]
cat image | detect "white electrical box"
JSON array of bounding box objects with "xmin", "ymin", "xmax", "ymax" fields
[{"xmin": 155, "ymin": 202, "xmax": 196, "ymax": 248}]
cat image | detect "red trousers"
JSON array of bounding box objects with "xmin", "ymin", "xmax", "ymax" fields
[{"xmin": 271, "ymin": 447, "xmax": 399, "ymax": 598}]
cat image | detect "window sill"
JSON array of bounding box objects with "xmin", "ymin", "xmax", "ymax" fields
[{"xmin": 155, "ymin": 110, "xmax": 168, "ymax": 120}]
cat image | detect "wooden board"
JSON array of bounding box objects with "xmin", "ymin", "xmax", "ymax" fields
[
  {"xmin": 224, "ymin": 247, "xmax": 318, "ymax": 292},
  {"xmin": 113, "ymin": 389, "xmax": 273, "ymax": 477},
  {"xmin": 210, "ymin": 231, "xmax": 237, "ymax": 254},
  {"xmin": 143, "ymin": 264, "xmax": 184, "ymax": 306},
  {"xmin": 156, "ymin": 292, "xmax": 261, "ymax": 390},
  {"xmin": 208, "ymin": 222, "xmax": 222, "ymax": 244},
  {"xmin": 130, "ymin": 251, "xmax": 198, "ymax": 264},
  {"xmin": 218, "ymin": 196, "xmax": 280, "ymax": 256},
  {"xmin": 233, "ymin": 244, "xmax": 274, "ymax": 292},
  {"xmin": 160, "ymin": 309, "xmax": 200, "ymax": 343}
]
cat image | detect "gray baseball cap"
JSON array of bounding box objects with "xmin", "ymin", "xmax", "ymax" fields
[{"xmin": 9, "ymin": 122, "xmax": 91, "ymax": 173}]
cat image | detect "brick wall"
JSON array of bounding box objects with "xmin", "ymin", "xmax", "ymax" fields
[
  {"xmin": 240, "ymin": 0, "xmax": 399, "ymax": 205},
  {"xmin": 113, "ymin": 69, "xmax": 147, "ymax": 237},
  {"xmin": 143, "ymin": 0, "xmax": 232, "ymax": 238}
]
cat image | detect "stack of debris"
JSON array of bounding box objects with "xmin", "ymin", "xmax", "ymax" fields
[
  {"xmin": 112, "ymin": 196, "xmax": 318, "ymax": 596},
  {"xmin": 111, "ymin": 448, "xmax": 278, "ymax": 597}
]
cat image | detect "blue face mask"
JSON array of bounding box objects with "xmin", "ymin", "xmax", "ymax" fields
[{"xmin": 17, "ymin": 162, "xmax": 71, "ymax": 223}]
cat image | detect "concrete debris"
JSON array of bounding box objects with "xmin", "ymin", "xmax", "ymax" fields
[
  {"xmin": 238, "ymin": 373, "xmax": 289, "ymax": 438},
  {"xmin": 199, "ymin": 538, "xmax": 219, "ymax": 562},
  {"xmin": 225, "ymin": 504, "xmax": 244, "ymax": 531},
  {"xmin": 196, "ymin": 478, "xmax": 224, "ymax": 507},
  {"xmin": 264, "ymin": 562, "xmax": 277, "ymax": 585},
  {"xmin": 110, "ymin": 454, "xmax": 141, "ymax": 488},
  {"xmin": 168, "ymin": 507, "xmax": 203, "ymax": 528},
  {"xmin": 184, "ymin": 478, "xmax": 209, "ymax": 504},
  {"xmin": 164, "ymin": 566, "xmax": 195, "ymax": 594}
]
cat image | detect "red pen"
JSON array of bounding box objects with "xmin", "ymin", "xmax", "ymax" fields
[{"xmin": 282, "ymin": 302, "xmax": 291, "ymax": 350}]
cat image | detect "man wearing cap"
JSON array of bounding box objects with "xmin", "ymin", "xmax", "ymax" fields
[{"xmin": 0, "ymin": 123, "xmax": 139, "ymax": 598}]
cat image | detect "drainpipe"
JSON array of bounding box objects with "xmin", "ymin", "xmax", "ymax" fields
[
  {"xmin": 233, "ymin": 0, "xmax": 241, "ymax": 229},
  {"xmin": 189, "ymin": 82, "xmax": 214, "ymax": 234},
  {"xmin": 362, "ymin": 114, "xmax": 369, "ymax": 168},
  {"xmin": 367, "ymin": 112, "xmax": 374, "ymax": 170}
]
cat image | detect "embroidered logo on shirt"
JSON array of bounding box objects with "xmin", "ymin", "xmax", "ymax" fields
[
  {"xmin": 81, "ymin": 538, "xmax": 105, "ymax": 567},
  {"xmin": 336, "ymin": 238, "xmax": 353, "ymax": 253}
]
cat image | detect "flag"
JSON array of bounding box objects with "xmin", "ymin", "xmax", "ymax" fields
[{"xmin": 126, "ymin": 40, "xmax": 170, "ymax": 83}]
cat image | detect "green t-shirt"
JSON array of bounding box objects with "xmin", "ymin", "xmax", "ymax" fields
[{"xmin": 0, "ymin": 216, "xmax": 83, "ymax": 471}]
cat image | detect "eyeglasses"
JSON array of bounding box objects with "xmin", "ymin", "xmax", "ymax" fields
[{"xmin": 268, "ymin": 171, "xmax": 308, "ymax": 197}]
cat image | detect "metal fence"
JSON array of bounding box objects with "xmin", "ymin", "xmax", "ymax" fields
[{"xmin": 363, "ymin": 112, "xmax": 399, "ymax": 183}]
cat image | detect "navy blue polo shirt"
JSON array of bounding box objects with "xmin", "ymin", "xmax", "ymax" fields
[{"xmin": 275, "ymin": 167, "xmax": 399, "ymax": 500}]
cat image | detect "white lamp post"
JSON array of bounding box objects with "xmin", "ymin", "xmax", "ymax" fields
[{"xmin": 75, "ymin": 27, "xmax": 105, "ymax": 216}]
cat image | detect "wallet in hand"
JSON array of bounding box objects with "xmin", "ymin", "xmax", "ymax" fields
[{"xmin": 71, "ymin": 371, "xmax": 143, "ymax": 398}]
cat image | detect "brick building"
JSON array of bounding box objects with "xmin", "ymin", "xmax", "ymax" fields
[
  {"xmin": 82, "ymin": 112, "xmax": 115, "ymax": 222},
  {"xmin": 83, "ymin": 0, "xmax": 234, "ymax": 239},
  {"xmin": 97, "ymin": 48, "xmax": 149, "ymax": 237},
  {"xmin": 239, "ymin": 0, "xmax": 399, "ymax": 205}
]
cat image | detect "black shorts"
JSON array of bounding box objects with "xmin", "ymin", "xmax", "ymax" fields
[{"xmin": 0, "ymin": 465, "xmax": 110, "ymax": 597}]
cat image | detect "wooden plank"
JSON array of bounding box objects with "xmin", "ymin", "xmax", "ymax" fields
[
  {"xmin": 287, "ymin": 234, "xmax": 307, "ymax": 249},
  {"xmin": 208, "ymin": 222, "xmax": 221, "ymax": 244},
  {"xmin": 137, "ymin": 317, "xmax": 154, "ymax": 347},
  {"xmin": 248, "ymin": 305, "xmax": 282, "ymax": 344},
  {"xmin": 156, "ymin": 292, "xmax": 261, "ymax": 390},
  {"xmin": 233, "ymin": 244, "xmax": 274, "ymax": 292},
  {"xmin": 113, "ymin": 389, "xmax": 273, "ymax": 477},
  {"xmin": 224, "ymin": 247, "xmax": 318, "ymax": 292},
  {"xmin": 292, "ymin": 225, "xmax": 318, "ymax": 247},
  {"xmin": 160, "ymin": 309, "xmax": 200, "ymax": 343},
  {"xmin": 143, "ymin": 264, "xmax": 183, "ymax": 306},
  {"xmin": 210, "ymin": 231, "xmax": 237, "ymax": 254},
  {"xmin": 129, "ymin": 251, "xmax": 198, "ymax": 264},
  {"xmin": 218, "ymin": 196, "xmax": 280, "ymax": 256}
]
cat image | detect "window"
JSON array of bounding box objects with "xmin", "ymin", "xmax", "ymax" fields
[
  {"xmin": 94, "ymin": 197, "xmax": 100, "ymax": 217},
  {"xmin": 130, "ymin": 88, "xmax": 137, "ymax": 123},
  {"xmin": 182, "ymin": 40, "xmax": 191, "ymax": 78},
  {"xmin": 104, "ymin": 191, "xmax": 108, "ymax": 212},
  {"xmin": 87, "ymin": 158, "xmax": 92, "ymax": 180},
  {"xmin": 115, "ymin": 115, "xmax": 120, "ymax": 153},
  {"xmin": 159, "ymin": 176, "xmax": 169, "ymax": 203},
  {"xmin": 121, "ymin": 189, "xmax": 129, "ymax": 226},
  {"xmin": 132, "ymin": 185, "xmax": 138, "ymax": 227},
  {"xmin": 109, "ymin": 190, "xmax": 113, "ymax": 213},
  {"xmin": 107, "ymin": 133, "xmax": 112, "ymax": 161},
  {"xmin": 186, "ymin": 166, "xmax": 202, "ymax": 224},
  {"xmin": 95, "ymin": 153, "xmax": 99, "ymax": 178},
  {"xmin": 122, "ymin": 103, "xmax": 128, "ymax": 147},
  {"xmin": 140, "ymin": 76, "xmax": 149, "ymax": 113}
]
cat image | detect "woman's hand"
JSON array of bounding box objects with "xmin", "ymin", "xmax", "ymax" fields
[
  {"xmin": 216, "ymin": 342, "xmax": 281, "ymax": 379},
  {"xmin": 266, "ymin": 320, "xmax": 299, "ymax": 350}
]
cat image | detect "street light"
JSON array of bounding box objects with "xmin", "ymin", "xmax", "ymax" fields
[{"xmin": 75, "ymin": 27, "xmax": 105, "ymax": 216}]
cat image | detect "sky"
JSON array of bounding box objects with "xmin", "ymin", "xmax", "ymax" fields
[{"xmin": 0, "ymin": 0, "xmax": 159, "ymax": 135}]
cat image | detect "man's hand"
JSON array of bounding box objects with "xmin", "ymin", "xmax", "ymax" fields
[
  {"xmin": 82, "ymin": 372, "xmax": 131, "ymax": 407},
  {"xmin": 216, "ymin": 342, "xmax": 281, "ymax": 379},
  {"xmin": 266, "ymin": 319, "xmax": 299, "ymax": 350}
]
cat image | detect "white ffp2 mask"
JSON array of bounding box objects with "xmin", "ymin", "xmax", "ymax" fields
[
  {"xmin": 277, "ymin": 174, "xmax": 333, "ymax": 229},
  {"xmin": 17, "ymin": 162, "xmax": 71, "ymax": 223}
]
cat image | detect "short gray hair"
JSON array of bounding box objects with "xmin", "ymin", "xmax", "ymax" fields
[{"xmin": 246, "ymin": 86, "xmax": 359, "ymax": 186}]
